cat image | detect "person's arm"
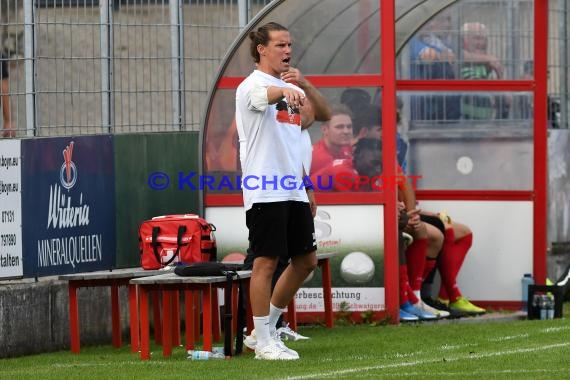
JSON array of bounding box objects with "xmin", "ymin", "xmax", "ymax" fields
[
  {"xmin": 266, "ymin": 85, "xmax": 305, "ymax": 107},
  {"xmin": 1, "ymin": 78, "xmax": 12, "ymax": 134},
  {"xmin": 397, "ymin": 169, "xmax": 416, "ymax": 212},
  {"xmin": 281, "ymin": 67, "xmax": 331, "ymax": 122},
  {"xmin": 306, "ymin": 188, "xmax": 317, "ymax": 218},
  {"xmin": 303, "ymin": 166, "xmax": 317, "ymax": 217},
  {"xmin": 297, "ymin": 80, "xmax": 331, "ymax": 122},
  {"xmin": 299, "ymin": 99, "xmax": 315, "ymax": 130},
  {"xmin": 247, "ymin": 83, "xmax": 305, "ymax": 112},
  {"xmin": 462, "ymin": 50, "xmax": 504, "ymax": 78},
  {"xmin": 419, "ymin": 46, "xmax": 456, "ymax": 63}
]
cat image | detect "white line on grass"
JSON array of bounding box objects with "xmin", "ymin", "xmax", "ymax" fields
[
  {"xmin": 371, "ymin": 368, "xmax": 570, "ymax": 378},
  {"xmin": 439, "ymin": 343, "xmax": 477, "ymax": 350},
  {"xmin": 542, "ymin": 326, "xmax": 570, "ymax": 333},
  {"xmin": 488, "ymin": 333, "xmax": 529, "ymax": 342},
  {"xmin": 51, "ymin": 361, "xmax": 172, "ymax": 368},
  {"xmin": 284, "ymin": 342, "xmax": 570, "ymax": 380}
]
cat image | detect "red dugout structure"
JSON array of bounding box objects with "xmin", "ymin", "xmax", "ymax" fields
[{"xmin": 200, "ymin": 0, "xmax": 549, "ymax": 323}]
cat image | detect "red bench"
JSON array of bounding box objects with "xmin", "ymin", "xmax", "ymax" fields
[
  {"xmin": 130, "ymin": 270, "xmax": 252, "ymax": 360},
  {"xmin": 59, "ymin": 268, "xmax": 167, "ymax": 353}
]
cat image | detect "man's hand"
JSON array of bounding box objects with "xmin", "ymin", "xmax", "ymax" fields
[
  {"xmin": 281, "ymin": 87, "xmax": 305, "ymax": 110},
  {"xmin": 406, "ymin": 208, "xmax": 422, "ymax": 232},
  {"xmin": 280, "ymin": 67, "xmax": 307, "ymax": 88},
  {"xmin": 281, "ymin": 67, "xmax": 331, "ymax": 122},
  {"xmin": 486, "ymin": 55, "xmax": 504, "ymax": 78}
]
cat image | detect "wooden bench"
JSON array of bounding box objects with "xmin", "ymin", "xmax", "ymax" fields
[
  {"xmin": 59, "ymin": 267, "xmax": 169, "ymax": 354},
  {"xmin": 130, "ymin": 270, "xmax": 252, "ymax": 360},
  {"xmin": 286, "ymin": 252, "xmax": 338, "ymax": 329}
]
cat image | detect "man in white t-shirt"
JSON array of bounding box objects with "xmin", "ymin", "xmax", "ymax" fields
[{"xmin": 235, "ymin": 21, "xmax": 330, "ymax": 360}]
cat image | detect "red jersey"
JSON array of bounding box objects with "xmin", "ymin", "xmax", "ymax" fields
[
  {"xmin": 311, "ymin": 139, "xmax": 353, "ymax": 175},
  {"xmin": 310, "ymin": 158, "xmax": 357, "ymax": 192}
]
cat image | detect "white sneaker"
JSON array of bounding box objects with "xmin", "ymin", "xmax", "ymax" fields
[
  {"xmin": 254, "ymin": 340, "xmax": 299, "ymax": 360},
  {"xmin": 244, "ymin": 329, "xmax": 299, "ymax": 358},
  {"xmin": 243, "ymin": 330, "xmax": 257, "ymax": 350},
  {"xmin": 414, "ymin": 300, "xmax": 450, "ymax": 319},
  {"xmin": 277, "ymin": 323, "xmax": 310, "ymax": 341}
]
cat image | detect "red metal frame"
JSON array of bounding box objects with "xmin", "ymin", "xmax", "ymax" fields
[
  {"xmin": 415, "ymin": 190, "xmax": 534, "ymax": 202},
  {"xmin": 204, "ymin": 192, "xmax": 386, "ymax": 207},
  {"xmin": 380, "ymin": 0, "xmax": 399, "ymax": 324},
  {"xmin": 204, "ymin": 0, "xmax": 549, "ymax": 321},
  {"xmin": 533, "ymin": 0, "xmax": 548, "ymax": 284},
  {"xmin": 219, "ymin": 76, "xmax": 533, "ymax": 92},
  {"xmin": 218, "ymin": 75, "xmax": 384, "ymax": 89},
  {"xmin": 205, "ymin": 190, "xmax": 533, "ymax": 206},
  {"xmin": 397, "ymin": 79, "xmax": 534, "ymax": 91}
]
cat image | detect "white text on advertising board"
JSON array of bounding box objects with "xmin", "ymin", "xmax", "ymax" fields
[{"xmin": 37, "ymin": 142, "xmax": 103, "ymax": 269}]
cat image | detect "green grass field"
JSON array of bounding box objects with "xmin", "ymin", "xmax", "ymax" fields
[{"xmin": 2, "ymin": 306, "xmax": 569, "ymax": 380}]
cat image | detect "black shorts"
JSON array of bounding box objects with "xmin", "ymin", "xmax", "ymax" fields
[
  {"xmin": 246, "ymin": 201, "xmax": 316, "ymax": 259},
  {"xmin": 420, "ymin": 214, "xmax": 445, "ymax": 235}
]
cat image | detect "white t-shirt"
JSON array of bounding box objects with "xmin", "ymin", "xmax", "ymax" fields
[
  {"xmin": 301, "ymin": 129, "xmax": 312, "ymax": 176},
  {"xmin": 235, "ymin": 70, "xmax": 308, "ymax": 211}
]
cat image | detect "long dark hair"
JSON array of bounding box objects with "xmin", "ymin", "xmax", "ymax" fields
[{"xmin": 248, "ymin": 22, "xmax": 288, "ymax": 63}]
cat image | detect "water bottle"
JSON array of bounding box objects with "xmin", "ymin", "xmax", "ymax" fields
[
  {"xmin": 546, "ymin": 295, "xmax": 555, "ymax": 320},
  {"xmin": 187, "ymin": 350, "xmax": 225, "ymax": 360},
  {"xmin": 521, "ymin": 273, "xmax": 534, "ymax": 312},
  {"xmin": 539, "ymin": 295, "xmax": 547, "ymax": 320}
]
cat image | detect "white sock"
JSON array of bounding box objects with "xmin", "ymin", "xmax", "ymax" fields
[
  {"xmin": 268, "ymin": 303, "xmax": 285, "ymax": 335},
  {"xmin": 253, "ymin": 316, "xmax": 271, "ymax": 348},
  {"xmin": 413, "ymin": 290, "xmax": 422, "ymax": 303}
]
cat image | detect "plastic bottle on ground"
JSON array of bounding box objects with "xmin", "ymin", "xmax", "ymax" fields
[{"xmin": 187, "ymin": 350, "xmax": 225, "ymax": 360}]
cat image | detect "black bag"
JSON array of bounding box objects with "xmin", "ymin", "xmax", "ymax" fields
[
  {"xmin": 174, "ymin": 262, "xmax": 246, "ymax": 356},
  {"xmin": 174, "ymin": 262, "xmax": 242, "ymax": 277}
]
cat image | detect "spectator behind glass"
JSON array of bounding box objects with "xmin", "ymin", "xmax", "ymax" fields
[
  {"xmin": 340, "ymin": 88, "xmax": 371, "ymax": 115},
  {"xmin": 353, "ymin": 104, "xmax": 408, "ymax": 172},
  {"xmin": 460, "ymin": 22, "xmax": 510, "ymax": 119},
  {"xmin": 409, "ymin": 12, "xmax": 461, "ymax": 122},
  {"xmin": 518, "ymin": 61, "xmax": 560, "ymax": 128},
  {"xmin": 310, "ymin": 104, "xmax": 354, "ymax": 175},
  {"xmin": 341, "ymin": 89, "xmax": 409, "ymax": 171},
  {"xmin": 352, "ymin": 138, "xmax": 382, "ymax": 188},
  {"xmin": 310, "ymin": 138, "xmax": 383, "ymax": 193},
  {"xmin": 1, "ymin": 52, "xmax": 13, "ymax": 138},
  {"xmin": 324, "ymin": 138, "xmax": 402, "ymax": 192}
]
